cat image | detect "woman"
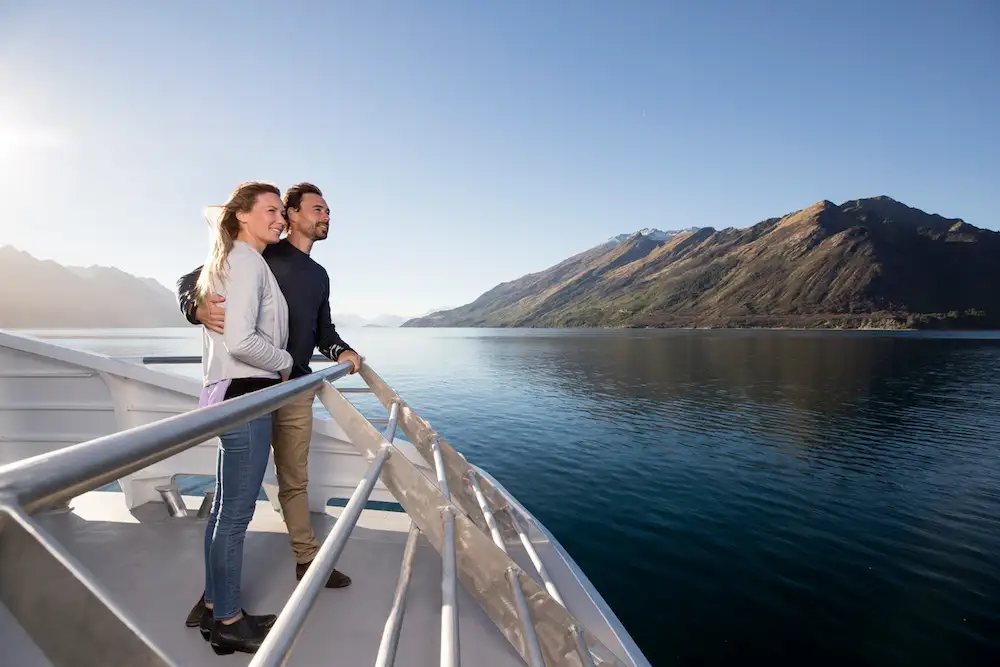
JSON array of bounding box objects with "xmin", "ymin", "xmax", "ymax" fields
[{"xmin": 196, "ymin": 181, "xmax": 293, "ymax": 655}]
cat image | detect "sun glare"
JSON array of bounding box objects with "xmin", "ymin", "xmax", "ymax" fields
[{"xmin": 0, "ymin": 121, "xmax": 71, "ymax": 151}]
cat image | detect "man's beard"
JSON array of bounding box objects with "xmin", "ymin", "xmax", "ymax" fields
[{"xmin": 313, "ymin": 223, "xmax": 329, "ymax": 240}]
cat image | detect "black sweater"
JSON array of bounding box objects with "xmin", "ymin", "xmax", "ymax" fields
[{"xmin": 176, "ymin": 239, "xmax": 354, "ymax": 379}]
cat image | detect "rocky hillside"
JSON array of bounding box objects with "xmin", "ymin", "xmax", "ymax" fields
[
  {"xmin": 0, "ymin": 246, "xmax": 187, "ymax": 328},
  {"xmin": 403, "ymin": 197, "xmax": 1000, "ymax": 329}
]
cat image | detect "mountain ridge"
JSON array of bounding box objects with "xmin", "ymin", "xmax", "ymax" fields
[
  {"xmin": 403, "ymin": 197, "xmax": 1000, "ymax": 330},
  {"xmin": 0, "ymin": 246, "xmax": 188, "ymax": 328},
  {"xmin": 608, "ymin": 226, "xmax": 703, "ymax": 244},
  {"xmin": 0, "ymin": 246, "xmax": 425, "ymax": 329}
]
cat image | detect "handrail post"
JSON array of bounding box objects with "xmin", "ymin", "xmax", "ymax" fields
[
  {"xmin": 440, "ymin": 506, "xmax": 459, "ymax": 667},
  {"xmin": 506, "ymin": 567, "xmax": 545, "ymax": 667},
  {"xmin": 429, "ymin": 437, "xmax": 450, "ymax": 497},
  {"xmin": 430, "ymin": 437, "xmax": 460, "ymax": 667},
  {"xmin": 509, "ymin": 510, "xmax": 564, "ymax": 606},
  {"xmin": 374, "ymin": 521, "xmax": 420, "ymax": 667},
  {"xmin": 248, "ymin": 445, "xmax": 392, "ymax": 667},
  {"xmin": 469, "ymin": 471, "xmax": 506, "ymax": 553},
  {"xmin": 372, "ymin": 400, "xmax": 413, "ymax": 667},
  {"xmin": 384, "ymin": 401, "xmax": 400, "ymax": 442}
]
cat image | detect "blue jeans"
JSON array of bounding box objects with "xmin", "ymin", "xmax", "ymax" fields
[{"xmin": 203, "ymin": 414, "xmax": 272, "ymax": 620}]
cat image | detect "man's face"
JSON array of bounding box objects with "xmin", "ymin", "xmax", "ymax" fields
[{"xmin": 288, "ymin": 192, "xmax": 330, "ymax": 241}]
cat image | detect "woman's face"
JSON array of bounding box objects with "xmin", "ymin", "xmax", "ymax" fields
[{"xmin": 237, "ymin": 192, "xmax": 285, "ymax": 249}]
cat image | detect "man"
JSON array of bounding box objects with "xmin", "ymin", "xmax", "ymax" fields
[{"xmin": 177, "ymin": 183, "xmax": 362, "ymax": 628}]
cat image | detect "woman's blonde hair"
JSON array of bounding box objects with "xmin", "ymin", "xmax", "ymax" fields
[{"xmin": 197, "ymin": 181, "xmax": 281, "ymax": 302}]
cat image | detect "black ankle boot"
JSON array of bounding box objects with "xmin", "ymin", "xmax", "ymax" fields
[
  {"xmin": 200, "ymin": 608, "xmax": 212, "ymax": 641},
  {"xmin": 200, "ymin": 608, "xmax": 276, "ymax": 642},
  {"xmin": 245, "ymin": 610, "xmax": 277, "ymax": 631},
  {"xmin": 209, "ymin": 615, "xmax": 271, "ymax": 655},
  {"xmin": 185, "ymin": 593, "xmax": 206, "ymax": 628}
]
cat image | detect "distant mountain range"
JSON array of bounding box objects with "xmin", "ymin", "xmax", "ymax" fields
[
  {"xmin": 402, "ymin": 196, "xmax": 1000, "ymax": 330},
  {"xmin": 329, "ymin": 313, "xmax": 418, "ymax": 328},
  {"xmin": 0, "ymin": 245, "xmax": 420, "ymax": 329},
  {"xmin": 0, "ymin": 246, "xmax": 188, "ymax": 328}
]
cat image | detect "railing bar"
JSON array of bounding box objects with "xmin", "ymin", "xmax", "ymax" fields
[
  {"xmin": 430, "ymin": 435, "xmax": 459, "ymax": 666},
  {"xmin": 0, "ymin": 434, "xmax": 104, "ymax": 444},
  {"xmin": 506, "ymin": 567, "xmax": 545, "ymax": 667},
  {"xmin": 0, "ymin": 403, "xmax": 115, "ymax": 412},
  {"xmin": 441, "ymin": 507, "xmax": 460, "ymax": 667},
  {"xmin": 572, "ymin": 625, "xmax": 597, "ymax": 667},
  {"xmin": 137, "ymin": 355, "xmax": 202, "ymax": 364},
  {"xmin": 374, "ymin": 521, "xmax": 421, "ymax": 667},
  {"xmin": 338, "ymin": 387, "xmax": 374, "ymax": 394},
  {"xmin": 510, "ymin": 511, "xmax": 565, "ymax": 607},
  {"xmin": 137, "ymin": 355, "xmax": 201, "ymax": 365},
  {"xmin": 430, "ymin": 437, "xmax": 450, "ymax": 498},
  {"xmin": 137, "ymin": 354, "xmax": 336, "ymax": 365},
  {"xmin": 469, "ymin": 473, "xmax": 506, "ymax": 554},
  {"xmin": 0, "ymin": 362, "xmax": 354, "ymax": 514},
  {"xmin": 0, "ymin": 371, "xmax": 94, "ymax": 378},
  {"xmin": 249, "ymin": 445, "xmax": 392, "ymax": 667},
  {"xmin": 383, "ymin": 402, "xmax": 400, "ymax": 442}
]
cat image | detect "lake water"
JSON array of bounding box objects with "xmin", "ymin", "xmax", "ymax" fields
[{"xmin": 26, "ymin": 327, "xmax": 1000, "ymax": 666}]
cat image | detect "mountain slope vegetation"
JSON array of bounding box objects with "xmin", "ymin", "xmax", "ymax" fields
[{"xmin": 403, "ymin": 197, "xmax": 1000, "ymax": 329}]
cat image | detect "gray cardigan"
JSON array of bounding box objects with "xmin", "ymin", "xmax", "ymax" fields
[{"xmin": 201, "ymin": 240, "xmax": 293, "ymax": 386}]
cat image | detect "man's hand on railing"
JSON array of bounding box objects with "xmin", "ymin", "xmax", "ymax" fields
[
  {"xmin": 337, "ymin": 350, "xmax": 362, "ymax": 374},
  {"xmin": 196, "ymin": 294, "xmax": 226, "ymax": 334}
]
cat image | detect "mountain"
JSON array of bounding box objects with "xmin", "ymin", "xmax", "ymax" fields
[
  {"xmin": 402, "ymin": 197, "xmax": 1000, "ymax": 330},
  {"xmin": 608, "ymin": 227, "xmax": 702, "ymax": 244},
  {"xmin": 330, "ymin": 307, "xmax": 455, "ymax": 328},
  {"xmin": 330, "ymin": 313, "xmax": 415, "ymax": 328},
  {"xmin": 0, "ymin": 246, "xmax": 187, "ymax": 328}
]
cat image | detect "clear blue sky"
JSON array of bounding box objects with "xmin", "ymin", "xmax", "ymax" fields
[{"xmin": 1, "ymin": 0, "xmax": 997, "ymax": 317}]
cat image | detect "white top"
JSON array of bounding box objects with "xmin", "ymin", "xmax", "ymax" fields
[{"xmin": 200, "ymin": 240, "xmax": 293, "ymax": 386}]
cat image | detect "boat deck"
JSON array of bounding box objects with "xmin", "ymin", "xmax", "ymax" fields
[{"xmin": 3, "ymin": 492, "xmax": 530, "ymax": 667}]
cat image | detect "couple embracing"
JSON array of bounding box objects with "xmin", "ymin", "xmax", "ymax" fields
[{"xmin": 176, "ymin": 181, "xmax": 362, "ymax": 655}]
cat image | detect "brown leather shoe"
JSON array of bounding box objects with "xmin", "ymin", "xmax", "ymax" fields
[
  {"xmin": 295, "ymin": 561, "xmax": 352, "ymax": 588},
  {"xmin": 185, "ymin": 593, "xmax": 206, "ymax": 628}
]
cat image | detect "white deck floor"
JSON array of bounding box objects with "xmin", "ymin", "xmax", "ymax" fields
[{"xmin": 3, "ymin": 492, "xmax": 530, "ymax": 667}]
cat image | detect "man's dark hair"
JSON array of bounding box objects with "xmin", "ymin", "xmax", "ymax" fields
[{"xmin": 283, "ymin": 182, "xmax": 323, "ymax": 218}]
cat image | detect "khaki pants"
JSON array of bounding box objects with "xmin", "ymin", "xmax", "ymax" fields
[{"xmin": 271, "ymin": 390, "xmax": 319, "ymax": 564}]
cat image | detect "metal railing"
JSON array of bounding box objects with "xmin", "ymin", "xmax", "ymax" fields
[
  {"xmin": 0, "ymin": 361, "xmax": 354, "ymax": 667},
  {"xmin": 0, "ymin": 361, "xmax": 353, "ymax": 514},
  {"xmin": 323, "ymin": 366, "xmax": 637, "ymax": 667},
  {"xmin": 0, "ymin": 350, "xmax": 647, "ymax": 667},
  {"xmin": 122, "ymin": 356, "xmax": 622, "ymax": 666}
]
